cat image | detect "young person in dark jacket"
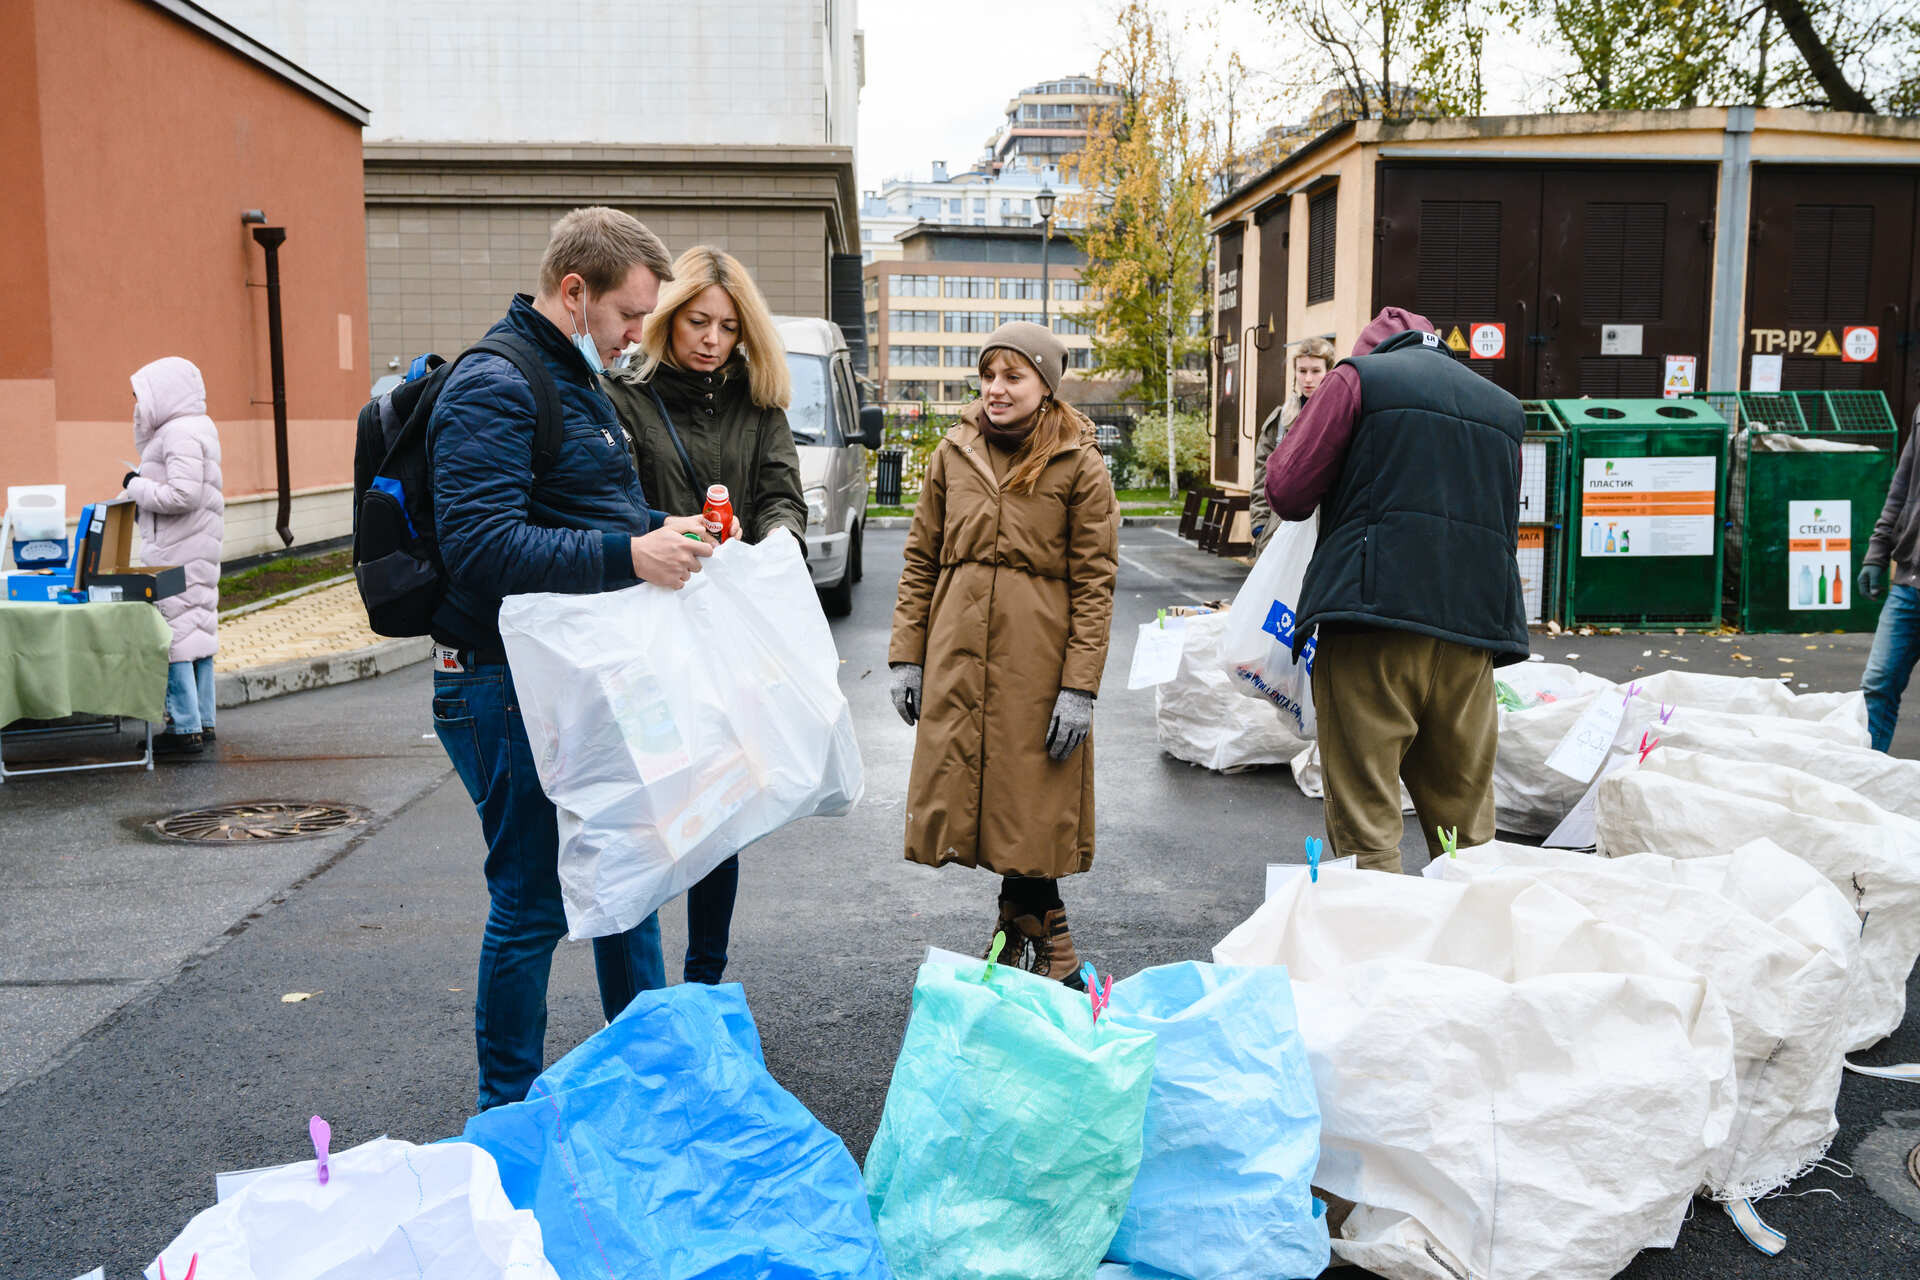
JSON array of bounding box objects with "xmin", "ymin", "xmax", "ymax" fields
[
  {"xmin": 1265, "ymin": 306, "xmax": 1528, "ymax": 874},
  {"xmin": 1858, "ymin": 408, "xmax": 1920, "ymax": 751},
  {"xmin": 430, "ymin": 206, "xmax": 715, "ymax": 1110},
  {"xmin": 602, "ymin": 245, "xmax": 807, "ymax": 985}
]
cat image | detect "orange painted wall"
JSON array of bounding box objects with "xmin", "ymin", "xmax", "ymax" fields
[
  {"xmin": 0, "ymin": 0, "xmax": 56, "ymax": 491},
  {"xmin": 24, "ymin": 0, "xmax": 366, "ymax": 516}
]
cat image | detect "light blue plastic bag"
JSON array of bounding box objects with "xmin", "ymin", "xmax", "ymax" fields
[
  {"xmin": 461, "ymin": 982, "xmax": 891, "ymax": 1280},
  {"xmin": 863, "ymin": 956, "xmax": 1158, "ymax": 1280},
  {"xmin": 1102, "ymin": 962, "xmax": 1328, "ymax": 1280}
]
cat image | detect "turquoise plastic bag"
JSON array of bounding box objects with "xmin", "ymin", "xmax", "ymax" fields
[
  {"xmin": 863, "ymin": 954, "xmax": 1157, "ymax": 1280},
  {"xmin": 1103, "ymin": 963, "xmax": 1328, "ymax": 1280},
  {"xmin": 461, "ymin": 982, "xmax": 890, "ymax": 1280}
]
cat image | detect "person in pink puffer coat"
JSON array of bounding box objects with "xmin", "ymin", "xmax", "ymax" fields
[{"xmin": 122, "ymin": 356, "xmax": 224, "ymax": 754}]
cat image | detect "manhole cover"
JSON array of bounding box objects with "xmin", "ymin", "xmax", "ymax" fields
[{"xmin": 153, "ymin": 802, "xmax": 366, "ymax": 843}]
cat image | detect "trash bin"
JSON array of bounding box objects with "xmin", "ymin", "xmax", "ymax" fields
[
  {"xmin": 1552, "ymin": 397, "xmax": 1729, "ymax": 629},
  {"xmin": 875, "ymin": 448, "xmax": 904, "ymax": 508},
  {"xmin": 1692, "ymin": 390, "xmax": 1896, "ymax": 633},
  {"xmin": 1519, "ymin": 402, "xmax": 1567, "ymax": 627}
]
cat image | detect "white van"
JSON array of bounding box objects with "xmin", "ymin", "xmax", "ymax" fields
[{"xmin": 775, "ymin": 316, "xmax": 882, "ymax": 616}]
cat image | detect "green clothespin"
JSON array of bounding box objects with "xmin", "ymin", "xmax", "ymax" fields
[
  {"xmin": 1438, "ymin": 826, "xmax": 1459, "ymax": 859},
  {"xmin": 983, "ymin": 929, "xmax": 1008, "ymax": 981},
  {"xmin": 1157, "ymin": 608, "xmax": 1167, "ymax": 629}
]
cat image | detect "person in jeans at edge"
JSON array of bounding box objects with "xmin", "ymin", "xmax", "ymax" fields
[
  {"xmin": 1857, "ymin": 405, "xmax": 1920, "ymax": 751},
  {"xmin": 1264, "ymin": 306, "xmax": 1529, "ymax": 874},
  {"xmin": 430, "ymin": 207, "xmax": 716, "ymax": 1109}
]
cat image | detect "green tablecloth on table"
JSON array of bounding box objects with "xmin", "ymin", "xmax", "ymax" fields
[{"xmin": 0, "ymin": 602, "xmax": 172, "ymax": 726}]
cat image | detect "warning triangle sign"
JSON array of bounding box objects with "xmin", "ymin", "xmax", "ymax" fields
[
  {"xmin": 1815, "ymin": 330, "xmax": 1841, "ymax": 357},
  {"xmin": 1445, "ymin": 325, "xmax": 1469, "ymax": 353}
]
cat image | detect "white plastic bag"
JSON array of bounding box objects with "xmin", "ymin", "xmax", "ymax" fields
[
  {"xmin": 1215, "ymin": 871, "xmax": 1736, "ymax": 1280},
  {"xmin": 1429, "ymin": 839, "xmax": 1857, "ymax": 1202},
  {"xmin": 499, "ymin": 534, "xmax": 862, "ymax": 938},
  {"xmin": 1154, "ymin": 610, "xmax": 1304, "ymax": 771},
  {"xmin": 147, "ymin": 1138, "xmax": 556, "ymax": 1280},
  {"xmin": 1597, "ymin": 746, "xmax": 1920, "ymax": 1051},
  {"xmin": 1220, "ymin": 515, "xmax": 1317, "ymax": 738}
]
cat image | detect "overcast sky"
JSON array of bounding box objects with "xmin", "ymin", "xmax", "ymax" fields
[{"xmin": 855, "ymin": 0, "xmax": 1552, "ymax": 192}]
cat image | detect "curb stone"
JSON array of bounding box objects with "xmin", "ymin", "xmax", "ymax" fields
[{"xmin": 215, "ymin": 636, "xmax": 431, "ymax": 710}]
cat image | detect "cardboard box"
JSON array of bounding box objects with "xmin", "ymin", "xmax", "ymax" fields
[
  {"xmin": 4, "ymin": 568, "xmax": 80, "ymax": 602},
  {"xmin": 77, "ymin": 500, "xmax": 185, "ymax": 602}
]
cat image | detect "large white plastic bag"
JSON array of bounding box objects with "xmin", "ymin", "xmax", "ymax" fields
[
  {"xmin": 1597, "ymin": 746, "xmax": 1920, "ymax": 1051},
  {"xmin": 1154, "ymin": 610, "xmax": 1304, "ymax": 771},
  {"xmin": 1102, "ymin": 963, "xmax": 1329, "ymax": 1280},
  {"xmin": 1630, "ymin": 670, "xmax": 1868, "ymax": 740},
  {"xmin": 1655, "ymin": 717, "xmax": 1920, "ymax": 820},
  {"xmin": 1215, "ymin": 870, "xmax": 1736, "ymax": 1280},
  {"xmin": 1492, "ymin": 665, "xmax": 1624, "ymax": 835},
  {"xmin": 499, "ymin": 534, "xmax": 862, "ymax": 938},
  {"xmin": 1429, "ymin": 840, "xmax": 1857, "ymax": 1201},
  {"xmin": 146, "ymin": 1138, "xmax": 555, "ymax": 1280},
  {"xmin": 1220, "ymin": 515, "xmax": 1317, "ymax": 738}
]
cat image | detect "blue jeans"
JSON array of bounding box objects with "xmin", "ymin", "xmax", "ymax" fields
[
  {"xmin": 165, "ymin": 657, "xmax": 215, "ymax": 734},
  {"xmin": 432, "ymin": 666, "xmax": 664, "ymax": 1110},
  {"xmin": 1862, "ymin": 583, "xmax": 1920, "ymax": 752},
  {"xmin": 684, "ymin": 856, "xmax": 739, "ymax": 984}
]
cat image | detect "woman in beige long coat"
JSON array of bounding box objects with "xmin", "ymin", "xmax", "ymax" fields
[{"xmin": 888, "ymin": 321, "xmax": 1119, "ymax": 988}]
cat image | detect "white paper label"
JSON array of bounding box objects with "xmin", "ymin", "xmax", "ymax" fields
[
  {"xmin": 1600, "ymin": 324, "xmax": 1643, "ymax": 356},
  {"xmin": 1266, "ymin": 857, "xmax": 1357, "ymax": 899},
  {"xmin": 1787, "ymin": 499, "xmax": 1851, "ymax": 611},
  {"xmin": 1579, "ymin": 456, "xmax": 1716, "ymax": 557},
  {"xmin": 1749, "ymin": 353, "xmax": 1783, "ymax": 393},
  {"xmin": 1127, "ymin": 617, "xmax": 1188, "ymax": 689},
  {"xmin": 1544, "ymin": 693, "xmax": 1628, "ymax": 782},
  {"xmin": 1544, "ymin": 751, "xmax": 1636, "ymax": 848}
]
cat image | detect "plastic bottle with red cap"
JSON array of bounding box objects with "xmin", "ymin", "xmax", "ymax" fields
[{"xmin": 703, "ymin": 485, "xmax": 734, "ymax": 543}]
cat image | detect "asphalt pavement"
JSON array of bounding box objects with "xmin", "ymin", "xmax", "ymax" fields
[{"xmin": 3, "ymin": 526, "xmax": 1917, "ymax": 1276}]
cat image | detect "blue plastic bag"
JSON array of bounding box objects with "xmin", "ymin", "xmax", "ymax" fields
[
  {"xmin": 1102, "ymin": 963, "xmax": 1328, "ymax": 1280},
  {"xmin": 863, "ymin": 955, "xmax": 1158, "ymax": 1280},
  {"xmin": 460, "ymin": 982, "xmax": 891, "ymax": 1280}
]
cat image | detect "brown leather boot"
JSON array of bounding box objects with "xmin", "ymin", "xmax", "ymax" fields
[
  {"xmin": 1010, "ymin": 906, "xmax": 1086, "ymax": 990},
  {"xmin": 983, "ymin": 898, "xmax": 1027, "ymax": 968}
]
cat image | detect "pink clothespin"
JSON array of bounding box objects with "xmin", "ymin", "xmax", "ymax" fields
[
  {"xmin": 1621, "ymin": 682, "xmax": 1643, "ymax": 705},
  {"xmin": 310, "ymin": 1115, "xmax": 332, "ymax": 1186},
  {"xmin": 1637, "ymin": 732, "xmax": 1660, "ymax": 763},
  {"xmin": 1658, "ymin": 702, "xmax": 1676, "ymax": 724},
  {"xmin": 158, "ymin": 1255, "xmax": 198, "ymax": 1280}
]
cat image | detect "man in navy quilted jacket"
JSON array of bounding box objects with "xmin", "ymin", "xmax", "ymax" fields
[{"xmin": 429, "ymin": 206, "xmax": 713, "ymax": 1109}]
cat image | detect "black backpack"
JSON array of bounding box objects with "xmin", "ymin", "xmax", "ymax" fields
[{"xmin": 351, "ymin": 335, "xmax": 564, "ymax": 637}]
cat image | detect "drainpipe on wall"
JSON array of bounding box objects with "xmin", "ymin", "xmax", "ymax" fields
[
  {"xmin": 249, "ymin": 222, "xmax": 294, "ymax": 546},
  {"xmin": 1708, "ymin": 106, "xmax": 1757, "ymax": 393}
]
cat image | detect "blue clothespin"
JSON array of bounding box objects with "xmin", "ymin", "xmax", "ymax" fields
[{"xmin": 1305, "ymin": 836, "xmax": 1324, "ymax": 883}]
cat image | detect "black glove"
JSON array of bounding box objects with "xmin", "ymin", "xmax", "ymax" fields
[
  {"xmin": 123, "ymin": 470, "xmax": 139, "ymax": 489},
  {"xmin": 1859, "ymin": 563, "xmax": 1888, "ymax": 600}
]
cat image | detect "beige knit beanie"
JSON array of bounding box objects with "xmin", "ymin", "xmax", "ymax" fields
[{"xmin": 979, "ymin": 320, "xmax": 1068, "ymax": 394}]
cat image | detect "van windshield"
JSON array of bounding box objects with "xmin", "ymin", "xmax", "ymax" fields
[{"xmin": 782, "ymin": 352, "xmax": 836, "ymax": 445}]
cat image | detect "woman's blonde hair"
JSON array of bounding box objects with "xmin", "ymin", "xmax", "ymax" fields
[
  {"xmin": 638, "ymin": 245, "xmax": 792, "ymax": 410},
  {"xmin": 1294, "ymin": 336, "xmax": 1336, "ymax": 371},
  {"xmin": 976, "ymin": 348, "xmax": 1083, "ymax": 495}
]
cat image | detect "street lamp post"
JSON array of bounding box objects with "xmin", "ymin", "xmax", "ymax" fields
[{"xmin": 1036, "ymin": 186, "xmax": 1056, "ymax": 327}]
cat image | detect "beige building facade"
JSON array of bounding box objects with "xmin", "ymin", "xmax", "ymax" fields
[{"xmin": 1208, "ymin": 107, "xmax": 1920, "ymax": 495}]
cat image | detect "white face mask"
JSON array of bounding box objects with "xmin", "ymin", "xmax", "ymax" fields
[{"xmin": 568, "ymin": 292, "xmax": 605, "ymax": 375}]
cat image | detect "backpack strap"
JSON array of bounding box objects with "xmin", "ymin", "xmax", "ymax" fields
[
  {"xmin": 643, "ymin": 381, "xmax": 705, "ymax": 499},
  {"xmin": 463, "ymin": 335, "xmax": 565, "ymax": 478}
]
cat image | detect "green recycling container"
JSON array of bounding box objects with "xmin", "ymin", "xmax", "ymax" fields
[
  {"xmin": 1695, "ymin": 389, "xmax": 1896, "ymax": 633},
  {"xmin": 1552, "ymin": 398, "xmax": 1729, "ymax": 629},
  {"xmin": 1518, "ymin": 402, "xmax": 1567, "ymax": 626}
]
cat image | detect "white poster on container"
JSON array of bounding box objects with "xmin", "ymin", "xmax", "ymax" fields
[
  {"xmin": 1787, "ymin": 499, "xmax": 1851, "ymax": 611},
  {"xmin": 1578, "ymin": 457, "xmax": 1716, "ymax": 557}
]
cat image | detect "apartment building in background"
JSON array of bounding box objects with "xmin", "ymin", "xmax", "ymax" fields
[
  {"xmin": 984, "ymin": 75, "xmax": 1122, "ymax": 178},
  {"xmin": 860, "ymin": 158, "xmax": 1086, "ymax": 264},
  {"xmin": 201, "ymin": 0, "xmax": 865, "ymax": 379},
  {"xmin": 864, "ymin": 225, "xmax": 1100, "ymax": 412}
]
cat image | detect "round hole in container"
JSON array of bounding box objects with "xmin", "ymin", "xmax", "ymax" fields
[
  {"xmin": 1583, "ymin": 407, "xmax": 1627, "ymax": 420},
  {"xmin": 1654, "ymin": 405, "xmax": 1697, "ymax": 419}
]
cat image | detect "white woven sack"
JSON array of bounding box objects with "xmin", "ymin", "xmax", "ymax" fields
[
  {"xmin": 1215, "ymin": 870, "xmax": 1736, "ymax": 1280},
  {"xmin": 1287, "ymin": 741, "xmax": 1414, "ymax": 812},
  {"xmin": 1429, "ymin": 839, "xmax": 1856, "ymax": 1201},
  {"xmin": 1630, "ymin": 670, "xmax": 1868, "ymax": 740},
  {"xmin": 1153, "ymin": 610, "xmax": 1304, "ymax": 772},
  {"xmin": 1597, "ymin": 746, "xmax": 1920, "ymax": 1051},
  {"xmin": 1654, "ymin": 717, "xmax": 1920, "ymax": 821}
]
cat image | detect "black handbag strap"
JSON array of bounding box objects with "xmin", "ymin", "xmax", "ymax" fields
[{"xmin": 644, "ymin": 381, "xmax": 705, "ymax": 500}]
